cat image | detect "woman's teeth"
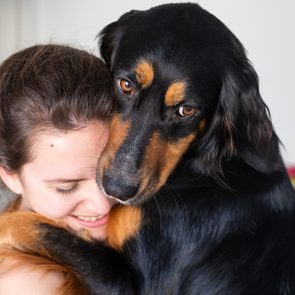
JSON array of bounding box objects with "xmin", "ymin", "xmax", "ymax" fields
[{"xmin": 76, "ymin": 215, "xmax": 103, "ymax": 222}]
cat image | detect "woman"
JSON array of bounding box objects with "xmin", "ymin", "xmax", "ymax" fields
[{"xmin": 0, "ymin": 44, "xmax": 115, "ymax": 294}]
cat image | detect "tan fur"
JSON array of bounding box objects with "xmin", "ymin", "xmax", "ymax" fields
[
  {"xmin": 0, "ymin": 211, "xmax": 61, "ymax": 253},
  {"xmin": 98, "ymin": 116, "xmax": 131, "ymax": 176},
  {"xmin": 0, "ymin": 205, "xmax": 143, "ymax": 292},
  {"xmin": 198, "ymin": 118, "xmax": 206, "ymax": 134},
  {"xmin": 106, "ymin": 205, "xmax": 142, "ymax": 251},
  {"xmin": 156, "ymin": 134, "xmax": 196, "ymax": 190},
  {"xmin": 164, "ymin": 81, "xmax": 187, "ymax": 106},
  {"xmin": 0, "ymin": 211, "xmax": 87, "ymax": 294},
  {"xmin": 135, "ymin": 59, "xmax": 154, "ymax": 88},
  {"xmin": 0, "ymin": 248, "xmax": 87, "ymax": 295},
  {"xmin": 141, "ymin": 132, "xmax": 196, "ymax": 194}
]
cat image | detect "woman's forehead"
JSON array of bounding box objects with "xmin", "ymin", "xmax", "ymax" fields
[{"xmin": 22, "ymin": 121, "xmax": 109, "ymax": 178}]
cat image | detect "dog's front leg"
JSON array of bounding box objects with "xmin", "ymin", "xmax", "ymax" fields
[
  {"xmin": 0, "ymin": 211, "xmax": 62, "ymax": 255},
  {"xmin": 0, "ymin": 208, "xmax": 141, "ymax": 294}
]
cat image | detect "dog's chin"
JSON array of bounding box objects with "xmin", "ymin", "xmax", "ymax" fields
[
  {"xmin": 105, "ymin": 195, "xmax": 135, "ymax": 206},
  {"xmin": 104, "ymin": 193, "xmax": 150, "ymax": 206}
]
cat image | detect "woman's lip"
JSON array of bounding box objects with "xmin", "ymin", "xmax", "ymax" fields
[{"xmin": 71, "ymin": 214, "xmax": 109, "ymax": 228}]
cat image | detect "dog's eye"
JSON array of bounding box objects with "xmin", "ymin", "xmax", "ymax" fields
[
  {"xmin": 177, "ymin": 105, "xmax": 198, "ymax": 117},
  {"xmin": 117, "ymin": 78, "xmax": 134, "ymax": 96}
]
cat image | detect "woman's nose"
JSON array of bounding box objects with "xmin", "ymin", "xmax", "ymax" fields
[{"xmin": 84, "ymin": 184, "xmax": 113, "ymax": 213}]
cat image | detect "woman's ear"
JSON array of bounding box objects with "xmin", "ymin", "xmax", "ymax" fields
[{"xmin": 0, "ymin": 167, "xmax": 23, "ymax": 195}]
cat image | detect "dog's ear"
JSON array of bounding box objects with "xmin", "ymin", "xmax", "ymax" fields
[
  {"xmin": 196, "ymin": 61, "xmax": 282, "ymax": 175},
  {"xmin": 99, "ymin": 10, "xmax": 139, "ymax": 69},
  {"xmin": 99, "ymin": 22, "xmax": 124, "ymax": 69}
]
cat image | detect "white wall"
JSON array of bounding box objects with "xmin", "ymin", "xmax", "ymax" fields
[{"xmin": 0, "ymin": 0, "xmax": 294, "ymax": 165}]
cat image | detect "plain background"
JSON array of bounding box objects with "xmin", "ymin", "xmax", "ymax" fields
[{"xmin": 0, "ymin": 0, "xmax": 294, "ymax": 166}]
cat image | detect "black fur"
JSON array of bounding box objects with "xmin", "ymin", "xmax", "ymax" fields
[{"xmin": 39, "ymin": 3, "xmax": 295, "ymax": 294}]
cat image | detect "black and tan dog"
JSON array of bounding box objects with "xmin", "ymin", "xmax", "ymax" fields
[{"xmin": 1, "ymin": 3, "xmax": 295, "ymax": 294}]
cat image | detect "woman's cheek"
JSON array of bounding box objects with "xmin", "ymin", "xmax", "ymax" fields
[{"xmin": 33, "ymin": 197, "xmax": 76, "ymax": 220}]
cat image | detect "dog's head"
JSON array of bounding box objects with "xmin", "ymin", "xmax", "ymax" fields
[{"xmin": 97, "ymin": 3, "xmax": 280, "ymax": 204}]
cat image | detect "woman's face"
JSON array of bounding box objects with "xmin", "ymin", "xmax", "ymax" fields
[{"xmin": 15, "ymin": 121, "xmax": 112, "ymax": 240}]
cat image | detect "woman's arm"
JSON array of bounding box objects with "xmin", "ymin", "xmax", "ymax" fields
[{"xmin": 0, "ymin": 258, "xmax": 65, "ymax": 295}]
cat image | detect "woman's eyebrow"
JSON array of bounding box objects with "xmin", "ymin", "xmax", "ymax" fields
[{"xmin": 43, "ymin": 178, "xmax": 85, "ymax": 183}]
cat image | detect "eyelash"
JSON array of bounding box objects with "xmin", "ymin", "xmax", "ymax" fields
[{"xmin": 56, "ymin": 184, "xmax": 78, "ymax": 195}]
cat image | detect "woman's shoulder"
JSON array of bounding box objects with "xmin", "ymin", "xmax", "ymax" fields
[
  {"xmin": 0, "ymin": 258, "xmax": 64, "ymax": 294},
  {"xmin": 0, "ymin": 186, "xmax": 18, "ymax": 212}
]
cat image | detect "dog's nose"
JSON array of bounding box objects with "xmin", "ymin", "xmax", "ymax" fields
[{"xmin": 102, "ymin": 174, "xmax": 139, "ymax": 201}]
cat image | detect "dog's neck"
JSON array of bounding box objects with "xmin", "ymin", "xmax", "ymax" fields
[{"xmin": 165, "ymin": 154, "xmax": 291, "ymax": 196}]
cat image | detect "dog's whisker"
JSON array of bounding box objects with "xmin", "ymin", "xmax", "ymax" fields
[{"xmin": 151, "ymin": 192, "xmax": 163, "ymax": 235}]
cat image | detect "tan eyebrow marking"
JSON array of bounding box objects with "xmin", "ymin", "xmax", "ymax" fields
[
  {"xmin": 135, "ymin": 59, "xmax": 154, "ymax": 88},
  {"xmin": 164, "ymin": 81, "xmax": 187, "ymax": 106}
]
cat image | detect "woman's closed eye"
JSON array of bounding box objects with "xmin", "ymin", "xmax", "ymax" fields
[{"xmin": 56, "ymin": 183, "xmax": 78, "ymax": 195}]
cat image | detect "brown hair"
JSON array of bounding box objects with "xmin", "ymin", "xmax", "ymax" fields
[{"xmin": 0, "ymin": 44, "xmax": 115, "ymax": 171}]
